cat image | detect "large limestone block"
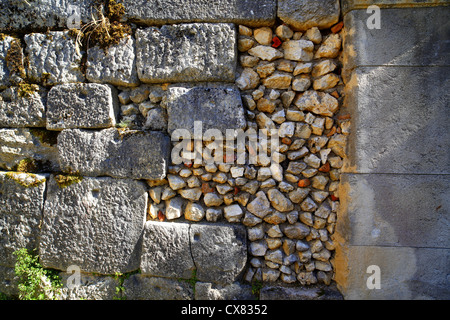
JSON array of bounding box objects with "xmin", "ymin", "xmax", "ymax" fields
[
  {"xmin": 46, "ymin": 83, "xmax": 119, "ymax": 130},
  {"xmin": 140, "ymin": 221, "xmax": 195, "ymax": 279},
  {"xmin": 136, "ymin": 23, "xmax": 236, "ymax": 83},
  {"xmin": 124, "ymin": 274, "xmax": 194, "ymax": 300},
  {"xmin": 118, "ymin": 0, "xmax": 276, "ymax": 27},
  {"xmin": 339, "ymin": 173, "xmax": 450, "ymax": 248},
  {"xmin": 0, "ymin": 171, "xmax": 47, "ymax": 267},
  {"xmin": 165, "ymin": 83, "xmax": 246, "ymax": 136},
  {"xmin": 57, "ymin": 128, "xmax": 170, "ymax": 180},
  {"xmin": 0, "ymin": 85, "xmax": 46, "ymax": 127},
  {"xmin": 39, "ymin": 175, "xmax": 148, "ymax": 274},
  {"xmin": 343, "ymin": 7, "xmax": 450, "ymax": 71},
  {"xmin": 25, "ymin": 31, "xmax": 84, "ymax": 85},
  {"xmin": 86, "ymin": 35, "xmax": 139, "ymax": 87},
  {"xmin": 344, "ymin": 66, "xmax": 450, "ymax": 174},
  {"xmin": 0, "ymin": 128, "xmax": 59, "ymax": 171},
  {"xmin": 0, "ymin": 0, "xmax": 97, "ymax": 32},
  {"xmin": 191, "ymin": 223, "xmax": 247, "ymax": 285},
  {"xmin": 278, "ymin": 0, "xmax": 340, "ymax": 31}
]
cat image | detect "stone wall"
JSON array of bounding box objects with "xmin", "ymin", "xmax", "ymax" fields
[{"xmin": 0, "ymin": 0, "xmax": 448, "ymax": 301}]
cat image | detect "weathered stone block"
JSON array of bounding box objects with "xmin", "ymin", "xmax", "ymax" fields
[
  {"xmin": 195, "ymin": 282, "xmax": 254, "ymax": 300},
  {"xmin": 58, "ymin": 273, "xmax": 119, "ymax": 300},
  {"xmin": 343, "ymin": 7, "xmax": 450, "ymax": 72},
  {"xmin": 136, "ymin": 23, "xmax": 236, "ymax": 83},
  {"xmin": 39, "ymin": 175, "xmax": 147, "ymax": 274},
  {"xmin": 0, "ymin": 0, "xmax": 97, "ymax": 32},
  {"xmin": 0, "ymin": 171, "xmax": 47, "ymax": 267},
  {"xmin": 191, "ymin": 223, "xmax": 247, "ymax": 285},
  {"xmin": 278, "ymin": 0, "xmax": 340, "ymax": 31},
  {"xmin": 25, "ymin": 31, "xmax": 84, "ymax": 85},
  {"xmin": 0, "ymin": 36, "xmax": 24, "ymax": 89},
  {"xmin": 339, "ymin": 173, "xmax": 450, "ymax": 248},
  {"xmin": 165, "ymin": 83, "xmax": 246, "ymax": 136},
  {"xmin": 140, "ymin": 221, "xmax": 194, "ymax": 279},
  {"xmin": 0, "ymin": 85, "xmax": 46, "ymax": 127},
  {"xmin": 46, "ymin": 83, "xmax": 119, "ymax": 130},
  {"xmin": 0, "ymin": 128, "xmax": 59, "ymax": 171},
  {"xmin": 86, "ymin": 35, "xmax": 139, "ymax": 87},
  {"xmin": 344, "ymin": 66, "xmax": 450, "ymax": 174},
  {"xmin": 124, "ymin": 274, "xmax": 194, "ymax": 300},
  {"xmin": 57, "ymin": 128, "xmax": 170, "ymax": 180},
  {"xmin": 118, "ymin": 0, "xmax": 276, "ymax": 27},
  {"xmin": 341, "ymin": 0, "xmax": 450, "ymax": 16}
]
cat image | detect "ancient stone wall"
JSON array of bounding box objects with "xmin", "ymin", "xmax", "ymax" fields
[{"xmin": 0, "ymin": 0, "xmax": 448, "ymax": 301}]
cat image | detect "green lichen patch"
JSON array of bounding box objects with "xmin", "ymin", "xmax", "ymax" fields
[
  {"xmin": 54, "ymin": 173, "xmax": 83, "ymax": 188},
  {"xmin": 5, "ymin": 171, "xmax": 46, "ymax": 188},
  {"xmin": 16, "ymin": 82, "xmax": 38, "ymax": 98},
  {"xmin": 16, "ymin": 158, "xmax": 38, "ymax": 173}
]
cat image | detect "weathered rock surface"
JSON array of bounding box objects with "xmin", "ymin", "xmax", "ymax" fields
[
  {"xmin": 0, "ymin": 85, "xmax": 46, "ymax": 127},
  {"xmin": 119, "ymin": 0, "xmax": 276, "ymax": 27},
  {"xmin": 46, "ymin": 83, "xmax": 119, "ymax": 130},
  {"xmin": 0, "ymin": 128, "xmax": 59, "ymax": 171},
  {"xmin": 136, "ymin": 23, "xmax": 236, "ymax": 83},
  {"xmin": 40, "ymin": 176, "xmax": 148, "ymax": 274},
  {"xmin": 25, "ymin": 31, "xmax": 84, "ymax": 85},
  {"xmin": 86, "ymin": 35, "xmax": 139, "ymax": 87},
  {"xmin": 294, "ymin": 90, "xmax": 339, "ymax": 116},
  {"xmin": 57, "ymin": 128, "xmax": 170, "ymax": 180},
  {"xmin": 191, "ymin": 223, "xmax": 247, "ymax": 285},
  {"xmin": 278, "ymin": 0, "xmax": 340, "ymax": 31},
  {"xmin": 0, "ymin": 172, "xmax": 47, "ymax": 267},
  {"xmin": 124, "ymin": 274, "xmax": 194, "ymax": 300},
  {"xmin": 0, "ymin": 36, "xmax": 24, "ymax": 89},
  {"xmin": 165, "ymin": 83, "xmax": 246, "ymax": 136},
  {"xmin": 140, "ymin": 221, "xmax": 195, "ymax": 279}
]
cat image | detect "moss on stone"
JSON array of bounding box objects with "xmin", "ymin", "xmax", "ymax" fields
[
  {"xmin": 29, "ymin": 128, "xmax": 59, "ymax": 146},
  {"xmin": 17, "ymin": 82, "xmax": 38, "ymax": 98},
  {"xmin": 54, "ymin": 173, "xmax": 83, "ymax": 188},
  {"xmin": 5, "ymin": 171, "xmax": 45, "ymax": 188},
  {"xmin": 5, "ymin": 38, "xmax": 25, "ymax": 78},
  {"xmin": 16, "ymin": 158, "xmax": 37, "ymax": 173}
]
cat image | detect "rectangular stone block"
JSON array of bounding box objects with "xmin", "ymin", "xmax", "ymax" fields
[
  {"xmin": 140, "ymin": 221, "xmax": 195, "ymax": 279},
  {"xmin": 339, "ymin": 173, "xmax": 450, "ymax": 248},
  {"xmin": 344, "ymin": 66, "xmax": 450, "ymax": 174},
  {"xmin": 25, "ymin": 31, "xmax": 85, "ymax": 85},
  {"xmin": 124, "ymin": 274, "xmax": 194, "ymax": 300},
  {"xmin": 118, "ymin": 0, "xmax": 276, "ymax": 27},
  {"xmin": 57, "ymin": 128, "xmax": 170, "ymax": 180},
  {"xmin": 0, "ymin": 171, "xmax": 47, "ymax": 267},
  {"xmin": 136, "ymin": 23, "xmax": 236, "ymax": 83},
  {"xmin": 39, "ymin": 175, "xmax": 148, "ymax": 274},
  {"xmin": 166, "ymin": 83, "xmax": 246, "ymax": 136},
  {"xmin": 86, "ymin": 35, "xmax": 139, "ymax": 87},
  {"xmin": 191, "ymin": 223, "xmax": 247, "ymax": 285},
  {"xmin": 341, "ymin": 0, "xmax": 449, "ymax": 15},
  {"xmin": 0, "ymin": 128, "xmax": 59, "ymax": 171},
  {"xmin": 46, "ymin": 83, "xmax": 119, "ymax": 130},
  {"xmin": 343, "ymin": 7, "xmax": 450, "ymax": 70},
  {"xmin": 0, "ymin": 85, "xmax": 46, "ymax": 128},
  {"xmin": 336, "ymin": 245, "xmax": 450, "ymax": 299}
]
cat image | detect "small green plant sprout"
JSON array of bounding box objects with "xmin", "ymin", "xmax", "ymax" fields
[{"xmin": 13, "ymin": 248, "xmax": 62, "ymax": 300}]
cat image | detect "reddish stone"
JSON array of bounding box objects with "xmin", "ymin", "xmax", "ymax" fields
[
  {"xmin": 331, "ymin": 195, "xmax": 339, "ymax": 201},
  {"xmin": 298, "ymin": 179, "xmax": 311, "ymax": 188},
  {"xmin": 272, "ymin": 36, "xmax": 282, "ymax": 48},
  {"xmin": 281, "ymin": 137, "xmax": 292, "ymax": 145},
  {"xmin": 318, "ymin": 162, "xmax": 331, "ymax": 173},
  {"xmin": 202, "ymin": 182, "xmax": 214, "ymax": 194},
  {"xmin": 331, "ymin": 21, "xmax": 344, "ymax": 34}
]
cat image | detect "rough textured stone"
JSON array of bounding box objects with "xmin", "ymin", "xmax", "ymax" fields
[
  {"xmin": 267, "ymin": 189, "xmax": 294, "ymax": 212},
  {"xmin": 278, "ymin": 0, "xmax": 340, "ymax": 31},
  {"xmin": 140, "ymin": 221, "xmax": 195, "ymax": 279},
  {"xmin": 58, "ymin": 274, "xmax": 119, "ymax": 300},
  {"xmin": 118, "ymin": 0, "xmax": 276, "ymax": 27},
  {"xmin": 0, "ymin": 85, "xmax": 46, "ymax": 127},
  {"xmin": 40, "ymin": 176, "xmax": 147, "ymax": 274},
  {"xmin": 25, "ymin": 31, "xmax": 84, "ymax": 85},
  {"xmin": 282, "ymin": 40, "xmax": 314, "ymax": 61},
  {"xmin": 86, "ymin": 35, "xmax": 139, "ymax": 87},
  {"xmin": 294, "ymin": 90, "xmax": 339, "ymax": 117},
  {"xmin": 165, "ymin": 83, "xmax": 246, "ymax": 136},
  {"xmin": 0, "ymin": 0, "xmax": 96, "ymax": 32},
  {"xmin": 46, "ymin": 83, "xmax": 119, "ymax": 130},
  {"xmin": 0, "ymin": 36, "xmax": 23, "ymax": 89},
  {"xmin": 195, "ymin": 281, "xmax": 254, "ymax": 300},
  {"xmin": 136, "ymin": 24, "xmax": 236, "ymax": 83},
  {"xmin": 248, "ymin": 46, "xmax": 284, "ymax": 61},
  {"xmin": 260, "ymin": 284, "xmax": 342, "ymax": 300},
  {"xmin": 191, "ymin": 223, "xmax": 247, "ymax": 285},
  {"xmin": 345, "ymin": 66, "xmax": 450, "ymax": 174},
  {"xmin": 0, "ymin": 172, "xmax": 47, "ymax": 267},
  {"xmin": 0, "ymin": 128, "xmax": 59, "ymax": 171},
  {"xmin": 124, "ymin": 274, "xmax": 194, "ymax": 300},
  {"xmin": 57, "ymin": 128, "xmax": 170, "ymax": 180}
]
